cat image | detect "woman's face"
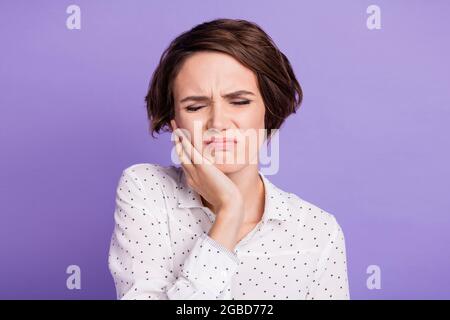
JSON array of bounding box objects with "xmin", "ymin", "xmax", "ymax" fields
[{"xmin": 172, "ymin": 51, "xmax": 266, "ymax": 173}]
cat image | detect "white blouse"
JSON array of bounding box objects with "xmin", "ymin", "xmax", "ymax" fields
[{"xmin": 108, "ymin": 163, "xmax": 350, "ymax": 300}]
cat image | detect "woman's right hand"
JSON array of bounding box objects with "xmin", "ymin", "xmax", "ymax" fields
[{"xmin": 170, "ymin": 119, "xmax": 244, "ymax": 217}]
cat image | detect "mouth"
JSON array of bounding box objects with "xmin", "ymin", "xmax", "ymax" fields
[
  {"xmin": 204, "ymin": 136, "xmax": 237, "ymax": 144},
  {"xmin": 204, "ymin": 136, "xmax": 237, "ymax": 150}
]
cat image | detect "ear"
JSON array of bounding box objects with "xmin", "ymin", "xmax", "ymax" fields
[{"xmin": 169, "ymin": 119, "xmax": 177, "ymax": 132}]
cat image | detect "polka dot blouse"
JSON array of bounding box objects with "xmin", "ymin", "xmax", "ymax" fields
[{"xmin": 108, "ymin": 163, "xmax": 350, "ymax": 300}]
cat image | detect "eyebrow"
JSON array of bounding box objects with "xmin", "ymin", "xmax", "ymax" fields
[{"xmin": 179, "ymin": 90, "xmax": 255, "ymax": 104}]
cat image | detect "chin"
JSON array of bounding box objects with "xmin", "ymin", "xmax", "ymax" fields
[
  {"xmin": 208, "ymin": 147, "xmax": 259, "ymax": 173},
  {"xmin": 205, "ymin": 145, "xmax": 259, "ymax": 173},
  {"xmin": 213, "ymin": 162, "xmax": 247, "ymax": 174},
  {"xmin": 210, "ymin": 152, "xmax": 247, "ymax": 173}
]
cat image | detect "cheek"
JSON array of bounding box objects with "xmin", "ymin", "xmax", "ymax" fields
[
  {"xmin": 175, "ymin": 116, "xmax": 204, "ymax": 149},
  {"xmin": 238, "ymin": 103, "xmax": 265, "ymax": 130},
  {"xmin": 235, "ymin": 105, "xmax": 266, "ymax": 155}
]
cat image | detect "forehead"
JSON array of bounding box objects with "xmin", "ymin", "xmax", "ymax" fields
[{"xmin": 173, "ymin": 51, "xmax": 258, "ymax": 98}]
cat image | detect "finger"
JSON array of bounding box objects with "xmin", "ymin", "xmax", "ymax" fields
[
  {"xmin": 175, "ymin": 134, "xmax": 191, "ymax": 164},
  {"xmin": 202, "ymin": 142, "xmax": 216, "ymax": 164},
  {"xmin": 177, "ymin": 128, "xmax": 212, "ymax": 166},
  {"xmin": 175, "ymin": 128, "xmax": 197, "ymax": 163},
  {"xmin": 172, "ymin": 126, "xmax": 198, "ymax": 180},
  {"xmin": 170, "ymin": 121, "xmax": 201, "ymax": 184},
  {"xmin": 171, "ymin": 120, "xmax": 191, "ymax": 166},
  {"xmin": 175, "ymin": 139, "xmax": 195, "ymax": 187},
  {"xmin": 174, "ymin": 131, "xmax": 198, "ymax": 181}
]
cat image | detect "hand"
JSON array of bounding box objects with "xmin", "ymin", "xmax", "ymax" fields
[{"xmin": 170, "ymin": 119, "xmax": 244, "ymax": 216}]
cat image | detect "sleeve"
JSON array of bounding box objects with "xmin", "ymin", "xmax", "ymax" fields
[
  {"xmin": 108, "ymin": 166, "xmax": 240, "ymax": 300},
  {"xmin": 306, "ymin": 217, "xmax": 350, "ymax": 300}
]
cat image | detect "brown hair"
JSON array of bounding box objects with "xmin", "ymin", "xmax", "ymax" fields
[{"xmin": 145, "ymin": 18, "xmax": 303, "ymax": 139}]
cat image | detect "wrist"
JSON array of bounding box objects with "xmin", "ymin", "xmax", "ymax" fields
[
  {"xmin": 216, "ymin": 201, "xmax": 244, "ymax": 224},
  {"xmin": 218, "ymin": 193, "xmax": 243, "ymax": 212}
]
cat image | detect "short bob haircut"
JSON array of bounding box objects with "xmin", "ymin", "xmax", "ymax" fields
[{"xmin": 145, "ymin": 18, "xmax": 303, "ymax": 139}]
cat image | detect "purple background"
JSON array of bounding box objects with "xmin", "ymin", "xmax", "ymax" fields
[{"xmin": 1, "ymin": 0, "xmax": 449, "ymax": 299}]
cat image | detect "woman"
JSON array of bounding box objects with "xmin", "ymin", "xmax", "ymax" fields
[{"xmin": 108, "ymin": 18, "xmax": 350, "ymax": 300}]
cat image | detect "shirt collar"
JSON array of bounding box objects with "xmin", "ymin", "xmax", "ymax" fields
[{"xmin": 175, "ymin": 166, "xmax": 292, "ymax": 223}]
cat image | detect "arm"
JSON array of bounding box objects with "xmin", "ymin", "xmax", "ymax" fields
[
  {"xmin": 306, "ymin": 217, "xmax": 350, "ymax": 300},
  {"xmin": 108, "ymin": 168, "xmax": 240, "ymax": 300}
]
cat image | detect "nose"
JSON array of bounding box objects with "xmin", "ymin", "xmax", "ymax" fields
[{"xmin": 206, "ymin": 102, "xmax": 231, "ymax": 132}]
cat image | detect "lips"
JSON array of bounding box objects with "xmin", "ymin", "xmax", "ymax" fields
[{"xmin": 204, "ymin": 136, "xmax": 237, "ymax": 145}]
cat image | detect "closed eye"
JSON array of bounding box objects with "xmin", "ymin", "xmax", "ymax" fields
[
  {"xmin": 231, "ymin": 100, "xmax": 251, "ymax": 106},
  {"xmin": 185, "ymin": 106, "xmax": 204, "ymax": 112},
  {"xmin": 185, "ymin": 100, "xmax": 252, "ymax": 112}
]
